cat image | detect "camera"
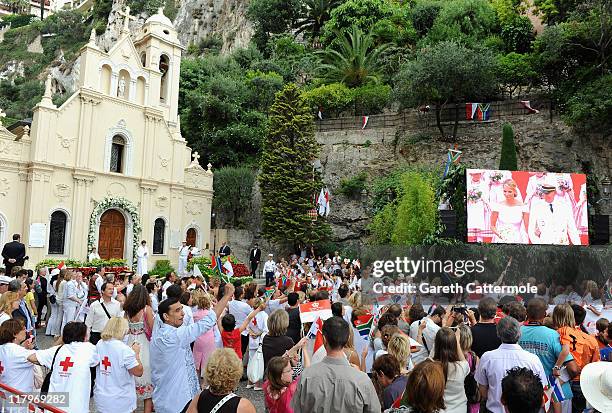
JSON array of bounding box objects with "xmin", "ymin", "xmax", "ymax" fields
[{"xmin": 452, "ymin": 303, "xmax": 468, "ymax": 316}]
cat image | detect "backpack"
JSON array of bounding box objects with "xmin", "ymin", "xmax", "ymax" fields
[{"xmin": 464, "ymin": 351, "xmax": 481, "ymax": 404}]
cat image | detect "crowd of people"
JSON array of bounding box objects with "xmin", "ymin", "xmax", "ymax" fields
[{"xmin": 0, "ymin": 244, "xmax": 610, "ymax": 413}]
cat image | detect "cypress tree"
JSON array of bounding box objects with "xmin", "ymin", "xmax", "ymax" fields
[
  {"xmin": 259, "ymin": 84, "xmax": 331, "ymax": 246},
  {"xmin": 499, "ymin": 123, "xmax": 518, "ymax": 170}
]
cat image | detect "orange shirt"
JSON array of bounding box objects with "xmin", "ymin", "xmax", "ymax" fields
[{"xmin": 558, "ymin": 326, "xmax": 601, "ymax": 380}]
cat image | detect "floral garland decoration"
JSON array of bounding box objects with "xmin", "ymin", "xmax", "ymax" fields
[{"xmin": 87, "ymin": 197, "xmax": 141, "ymax": 269}]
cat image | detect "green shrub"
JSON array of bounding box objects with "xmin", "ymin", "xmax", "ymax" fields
[
  {"xmin": 499, "ymin": 123, "xmax": 518, "ymax": 170},
  {"xmin": 148, "ymin": 259, "xmax": 175, "ymax": 277},
  {"xmin": 411, "ymin": 0, "xmax": 442, "ymax": 37},
  {"xmin": 0, "ymin": 14, "xmax": 35, "ymax": 29},
  {"xmin": 187, "ymin": 256, "xmax": 212, "ymax": 272},
  {"xmin": 351, "ymin": 84, "xmax": 391, "ymax": 115},
  {"xmin": 301, "ymin": 83, "xmax": 353, "ymax": 116},
  {"xmin": 564, "ymin": 75, "xmax": 612, "ymax": 133},
  {"xmin": 86, "ymin": 258, "xmax": 127, "ymax": 267},
  {"xmin": 339, "ymin": 172, "xmax": 368, "ymax": 197},
  {"xmin": 35, "ymin": 259, "xmax": 62, "ymax": 270},
  {"xmin": 391, "ymin": 172, "xmax": 437, "ymax": 245},
  {"xmin": 500, "ymin": 14, "xmax": 535, "ymax": 53}
]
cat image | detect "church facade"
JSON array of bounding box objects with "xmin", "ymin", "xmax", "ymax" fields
[{"xmin": 0, "ymin": 8, "xmax": 213, "ymax": 268}]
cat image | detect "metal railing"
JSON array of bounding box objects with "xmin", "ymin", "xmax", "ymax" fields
[
  {"xmin": 315, "ymin": 100, "xmax": 549, "ymax": 132},
  {"xmin": 0, "ymin": 383, "xmax": 66, "ymax": 413}
]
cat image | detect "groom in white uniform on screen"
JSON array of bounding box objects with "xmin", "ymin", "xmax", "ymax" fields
[{"xmin": 528, "ymin": 176, "xmax": 580, "ymax": 245}]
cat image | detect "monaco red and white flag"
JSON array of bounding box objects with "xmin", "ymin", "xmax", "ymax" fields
[
  {"xmin": 307, "ymin": 317, "xmax": 326, "ymax": 363},
  {"xmin": 299, "ymin": 299, "xmax": 332, "ymax": 323}
]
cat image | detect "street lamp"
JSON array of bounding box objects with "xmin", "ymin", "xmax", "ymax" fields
[{"xmin": 211, "ymin": 212, "xmax": 216, "ymax": 254}]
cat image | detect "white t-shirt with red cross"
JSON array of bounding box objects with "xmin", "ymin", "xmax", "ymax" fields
[
  {"xmin": 0, "ymin": 343, "xmax": 35, "ymax": 393},
  {"xmin": 93, "ymin": 338, "xmax": 139, "ymax": 413},
  {"xmin": 35, "ymin": 342, "xmax": 99, "ymax": 413}
]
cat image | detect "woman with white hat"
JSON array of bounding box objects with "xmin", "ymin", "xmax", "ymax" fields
[{"xmin": 580, "ymin": 361, "xmax": 612, "ymax": 413}]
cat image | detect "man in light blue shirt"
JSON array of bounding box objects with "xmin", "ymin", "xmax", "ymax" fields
[
  {"xmin": 151, "ymin": 283, "xmax": 235, "ymax": 413},
  {"xmin": 519, "ymin": 298, "xmax": 579, "ymax": 412}
]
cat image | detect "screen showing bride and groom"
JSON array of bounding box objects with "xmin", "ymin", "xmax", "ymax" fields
[{"xmin": 466, "ymin": 169, "xmax": 588, "ymax": 245}]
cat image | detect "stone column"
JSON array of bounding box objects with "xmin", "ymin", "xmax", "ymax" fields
[
  {"xmin": 71, "ymin": 173, "xmax": 95, "ymax": 260},
  {"xmin": 169, "ymin": 185, "xmax": 184, "ymax": 265}
]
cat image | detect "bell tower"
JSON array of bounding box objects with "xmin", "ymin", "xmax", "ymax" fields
[{"xmin": 134, "ymin": 8, "xmax": 184, "ymax": 126}]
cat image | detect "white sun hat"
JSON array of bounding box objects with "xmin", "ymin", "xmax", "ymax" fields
[{"xmin": 580, "ymin": 361, "xmax": 612, "ymax": 413}]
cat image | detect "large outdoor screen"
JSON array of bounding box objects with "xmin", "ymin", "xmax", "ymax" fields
[{"xmin": 466, "ymin": 169, "xmax": 588, "ymax": 245}]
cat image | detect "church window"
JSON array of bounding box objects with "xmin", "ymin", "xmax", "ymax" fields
[
  {"xmin": 48, "ymin": 211, "xmax": 67, "ymax": 254},
  {"xmin": 140, "ymin": 52, "xmax": 147, "ymax": 67},
  {"xmin": 110, "ymin": 136, "xmax": 125, "ymax": 173},
  {"xmin": 159, "ymin": 54, "xmax": 169, "ymax": 103},
  {"xmin": 153, "ymin": 218, "xmax": 165, "ymax": 254}
]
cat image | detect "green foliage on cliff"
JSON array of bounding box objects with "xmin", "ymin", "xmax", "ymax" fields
[
  {"xmin": 0, "ymin": 10, "xmax": 90, "ymax": 120},
  {"xmin": 212, "ymin": 167, "xmax": 257, "ymax": 228}
]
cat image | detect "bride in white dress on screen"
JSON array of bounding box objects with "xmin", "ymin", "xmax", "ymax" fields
[{"xmin": 490, "ymin": 179, "xmax": 530, "ymax": 243}]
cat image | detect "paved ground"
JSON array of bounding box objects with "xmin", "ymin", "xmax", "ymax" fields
[{"xmin": 35, "ymin": 328, "xmax": 266, "ymax": 413}]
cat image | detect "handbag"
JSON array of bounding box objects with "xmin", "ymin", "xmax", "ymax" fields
[
  {"xmin": 246, "ymin": 334, "xmax": 265, "ymax": 383},
  {"xmin": 41, "ymin": 345, "xmax": 62, "ymax": 394},
  {"xmin": 49, "ymin": 295, "xmax": 56, "ymax": 304}
]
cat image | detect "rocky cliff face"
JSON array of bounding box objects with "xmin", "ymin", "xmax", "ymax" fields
[
  {"xmin": 174, "ymin": 0, "xmax": 253, "ymax": 53},
  {"xmin": 221, "ymin": 110, "xmax": 611, "ymax": 250}
]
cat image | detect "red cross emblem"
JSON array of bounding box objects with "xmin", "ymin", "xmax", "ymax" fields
[
  {"xmin": 102, "ymin": 356, "xmax": 111, "ymax": 371},
  {"xmin": 59, "ymin": 357, "xmax": 74, "ymax": 372},
  {"xmin": 0, "ymin": 361, "xmax": 4, "ymax": 374}
]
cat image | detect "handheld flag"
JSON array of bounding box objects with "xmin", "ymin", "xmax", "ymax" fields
[
  {"xmin": 548, "ymin": 375, "xmax": 567, "ymax": 403},
  {"xmin": 223, "ymin": 256, "xmax": 234, "ymax": 277},
  {"xmin": 354, "ymin": 314, "xmax": 374, "ymax": 340},
  {"xmin": 299, "ymin": 300, "xmax": 333, "ymax": 323},
  {"xmin": 307, "ymin": 317, "xmax": 326, "ymax": 363},
  {"xmin": 443, "ymin": 148, "xmax": 462, "ymax": 178}
]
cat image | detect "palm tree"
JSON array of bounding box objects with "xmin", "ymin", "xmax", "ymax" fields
[
  {"xmin": 317, "ymin": 25, "xmax": 391, "ymax": 87},
  {"xmin": 294, "ymin": 0, "xmax": 342, "ymax": 45}
]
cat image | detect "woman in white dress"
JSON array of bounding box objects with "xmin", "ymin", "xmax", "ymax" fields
[
  {"xmin": 73, "ymin": 272, "xmax": 88, "ymax": 322},
  {"xmin": 123, "ymin": 284, "xmax": 155, "ymax": 413},
  {"xmin": 574, "ymin": 182, "xmax": 588, "ymax": 244},
  {"xmin": 247, "ymin": 297, "xmax": 269, "ymax": 390},
  {"xmin": 490, "ymin": 179, "xmax": 530, "ymax": 243},
  {"xmin": 62, "ymin": 271, "xmax": 88, "ymax": 329},
  {"xmin": 47, "ymin": 270, "xmax": 65, "ymax": 337},
  {"xmin": 466, "ymin": 170, "xmax": 491, "ymax": 242}
]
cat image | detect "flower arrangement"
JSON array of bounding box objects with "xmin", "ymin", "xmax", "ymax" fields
[
  {"xmin": 557, "ymin": 177, "xmax": 571, "ymax": 192},
  {"xmin": 489, "ymin": 171, "xmax": 504, "ymax": 182},
  {"xmin": 467, "ymin": 189, "xmax": 483, "ymax": 203},
  {"xmin": 87, "ymin": 197, "xmax": 141, "ymax": 269}
]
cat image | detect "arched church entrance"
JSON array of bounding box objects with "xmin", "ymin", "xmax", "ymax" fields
[
  {"xmin": 99, "ymin": 209, "xmax": 125, "ymax": 259},
  {"xmin": 186, "ymin": 227, "xmax": 197, "ymax": 247}
]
